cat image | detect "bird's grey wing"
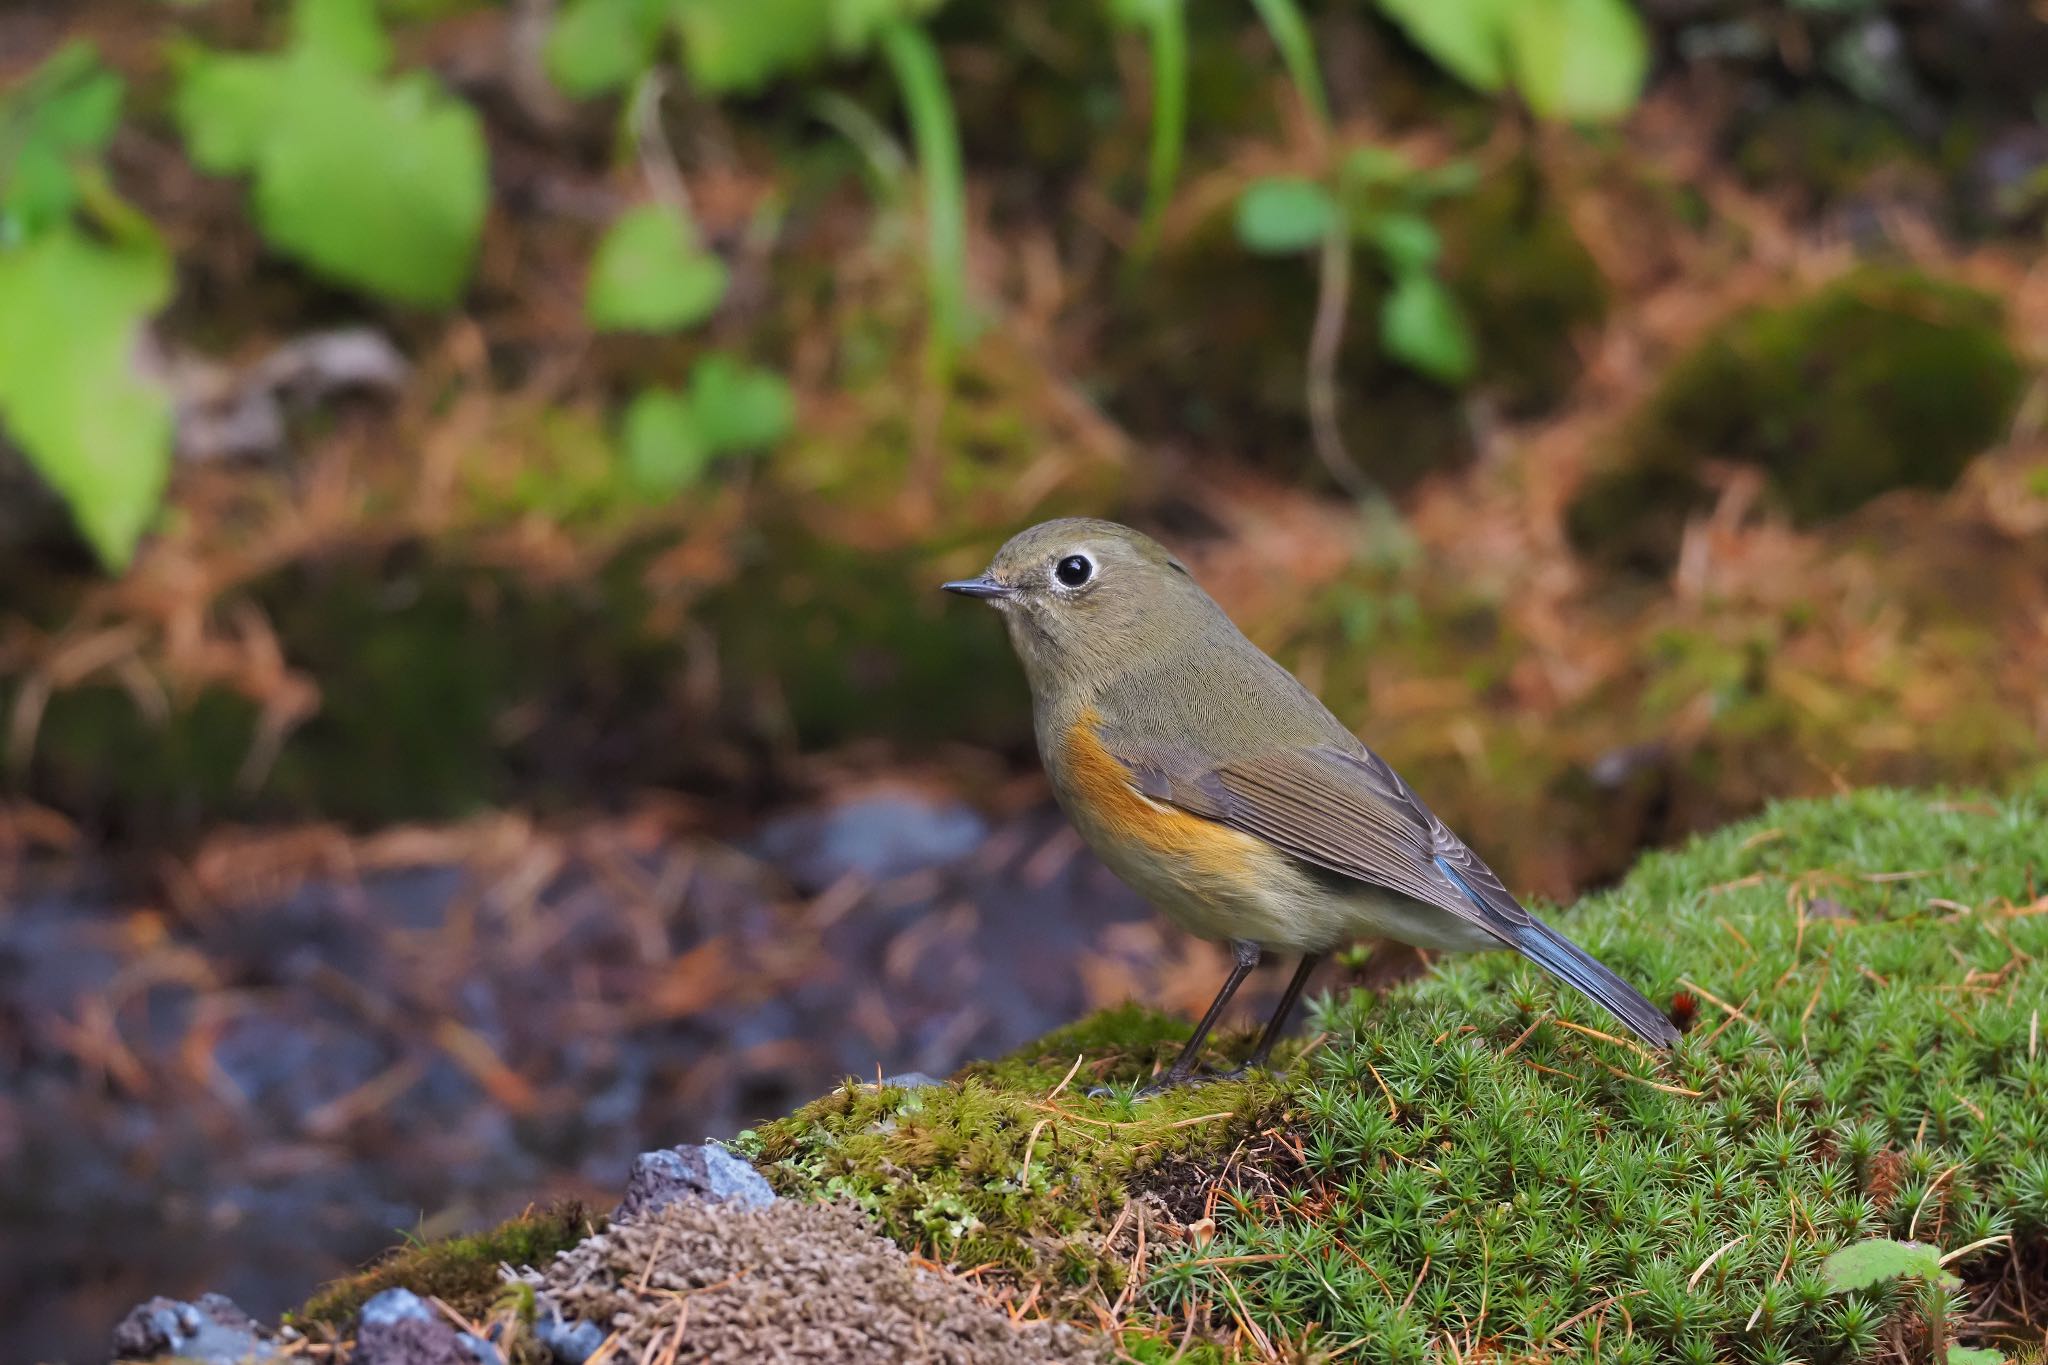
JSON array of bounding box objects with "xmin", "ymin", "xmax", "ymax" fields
[
  {"xmin": 1112, "ymin": 735, "xmax": 1681, "ymax": 1047},
  {"xmin": 1117, "ymin": 738, "xmax": 1528, "ymax": 934}
]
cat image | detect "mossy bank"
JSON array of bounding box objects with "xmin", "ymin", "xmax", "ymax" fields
[{"xmin": 298, "ymin": 786, "xmax": 2048, "ymax": 1361}]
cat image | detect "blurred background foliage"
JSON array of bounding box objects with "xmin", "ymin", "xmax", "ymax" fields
[
  {"xmin": 3, "ymin": 0, "xmax": 2048, "ymax": 1354},
  {"xmin": 1, "ymin": 0, "xmax": 2043, "ymax": 886}
]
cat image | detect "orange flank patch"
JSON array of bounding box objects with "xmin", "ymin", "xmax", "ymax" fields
[{"xmin": 1059, "ymin": 709, "xmax": 1264, "ymax": 883}]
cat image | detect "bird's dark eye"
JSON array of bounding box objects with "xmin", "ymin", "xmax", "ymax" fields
[{"xmin": 1054, "ymin": 554, "xmax": 1094, "ymax": 588}]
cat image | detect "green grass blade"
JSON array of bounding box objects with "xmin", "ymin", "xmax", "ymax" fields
[
  {"xmin": 1132, "ymin": 0, "xmax": 1187, "ymax": 262},
  {"xmin": 1249, "ymin": 0, "xmax": 1329, "ymax": 129},
  {"xmin": 876, "ymin": 19, "xmax": 967, "ymax": 367}
]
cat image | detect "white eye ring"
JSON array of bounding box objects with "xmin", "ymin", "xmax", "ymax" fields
[{"xmin": 1053, "ymin": 553, "xmax": 1094, "ymax": 588}]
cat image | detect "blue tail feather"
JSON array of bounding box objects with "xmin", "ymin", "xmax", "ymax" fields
[{"xmin": 1436, "ymin": 858, "xmax": 1679, "ymax": 1047}]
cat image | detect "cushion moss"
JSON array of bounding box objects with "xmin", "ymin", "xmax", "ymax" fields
[
  {"xmin": 1570, "ymin": 267, "xmax": 2026, "ymax": 571},
  {"xmin": 293, "ymin": 1202, "xmax": 598, "ymax": 1333}
]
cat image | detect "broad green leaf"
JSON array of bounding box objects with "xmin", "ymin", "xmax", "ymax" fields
[
  {"xmin": 1380, "ymin": 269, "xmax": 1475, "ymax": 383},
  {"xmin": 1364, "ymin": 212, "xmax": 1439, "ymax": 271},
  {"xmin": 170, "ymin": 0, "xmax": 488, "ymax": 304},
  {"xmin": 545, "ymin": 0, "xmax": 670, "ymax": 96},
  {"xmin": 1505, "ymin": 0, "xmax": 1647, "ymax": 121},
  {"xmin": 1234, "ymin": 177, "xmax": 1337, "ymax": 254},
  {"xmin": 0, "ymin": 230, "xmax": 173, "ymax": 569},
  {"xmin": 587, "ymin": 204, "xmax": 728, "ymax": 331},
  {"xmin": 0, "ymin": 43, "xmax": 125, "ymax": 237},
  {"xmin": 672, "ymin": 0, "xmax": 833, "ymax": 94},
  {"xmin": 621, "ymin": 387, "xmax": 709, "ymax": 495},
  {"xmin": 290, "ymin": 0, "xmax": 392, "ymax": 74},
  {"xmin": 252, "ymin": 66, "xmax": 488, "ymax": 304},
  {"xmin": 1375, "ymin": 0, "xmax": 1508, "ymax": 93},
  {"xmin": 1945, "ymin": 1350, "xmax": 2003, "ymax": 1365},
  {"xmin": 1821, "ymin": 1238, "xmax": 1961, "ymax": 1293},
  {"xmin": 687, "ymin": 355, "xmax": 793, "ymax": 452},
  {"xmin": 170, "ymin": 51, "xmax": 287, "ymax": 175}
]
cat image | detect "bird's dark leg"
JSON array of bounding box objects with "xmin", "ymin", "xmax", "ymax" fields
[
  {"xmin": 1237, "ymin": 952, "xmax": 1323, "ymax": 1074},
  {"xmin": 1130, "ymin": 938, "xmax": 1261, "ymax": 1098}
]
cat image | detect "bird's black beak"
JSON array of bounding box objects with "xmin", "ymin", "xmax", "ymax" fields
[{"xmin": 941, "ymin": 576, "xmax": 1013, "ymax": 601}]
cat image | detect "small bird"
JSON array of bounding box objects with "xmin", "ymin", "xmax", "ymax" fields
[{"xmin": 944, "ymin": 518, "xmax": 1679, "ymax": 1094}]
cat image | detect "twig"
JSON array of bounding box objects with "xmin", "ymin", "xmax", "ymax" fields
[{"xmin": 1305, "ymin": 212, "xmax": 1376, "ymax": 500}]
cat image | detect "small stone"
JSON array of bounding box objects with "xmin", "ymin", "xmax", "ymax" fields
[
  {"xmin": 616, "ymin": 1143, "xmax": 775, "ymax": 1221},
  {"xmin": 354, "ymin": 1288, "xmax": 471, "ymax": 1365},
  {"xmin": 531, "ymin": 1307, "xmax": 608, "ymax": 1365},
  {"xmin": 110, "ymin": 1293, "xmax": 274, "ymax": 1362},
  {"xmin": 457, "ymin": 1331, "xmax": 507, "ymax": 1365}
]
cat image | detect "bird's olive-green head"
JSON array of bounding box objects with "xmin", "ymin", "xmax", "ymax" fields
[{"xmin": 942, "ymin": 517, "xmax": 1221, "ymax": 701}]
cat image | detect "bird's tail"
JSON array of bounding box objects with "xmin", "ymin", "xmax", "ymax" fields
[{"xmin": 1499, "ymin": 918, "xmax": 1681, "ymax": 1048}]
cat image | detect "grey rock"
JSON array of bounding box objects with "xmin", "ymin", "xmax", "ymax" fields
[
  {"xmin": 111, "ymin": 1292, "xmax": 273, "ymax": 1362},
  {"xmin": 616, "ymin": 1143, "xmax": 775, "ymax": 1221},
  {"xmin": 354, "ymin": 1288, "xmax": 471, "ymax": 1365},
  {"xmin": 457, "ymin": 1331, "xmax": 506, "ymax": 1365},
  {"xmin": 531, "ymin": 1308, "xmax": 608, "ymax": 1365},
  {"xmin": 753, "ymin": 790, "xmax": 987, "ymax": 892}
]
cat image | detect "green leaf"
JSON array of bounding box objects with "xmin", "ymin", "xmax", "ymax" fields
[
  {"xmin": 1375, "ymin": 0, "xmax": 1509, "ymax": 93},
  {"xmin": 0, "ymin": 230, "xmax": 173, "ymax": 569},
  {"xmin": 1375, "ymin": 0, "xmax": 1644, "ymax": 121},
  {"xmin": 1364, "ymin": 212, "xmax": 1439, "ymax": 271},
  {"xmin": 687, "ymin": 354, "xmax": 794, "ymax": 452},
  {"xmin": 828, "ymin": 0, "xmax": 948, "ymax": 54},
  {"xmin": 1380, "ymin": 270, "xmax": 1475, "ymax": 383},
  {"xmin": 252, "ymin": 65, "xmax": 489, "ymax": 304},
  {"xmin": 170, "ymin": 51, "xmax": 287, "ymax": 175},
  {"xmin": 545, "ymin": 0, "xmax": 671, "ymax": 96},
  {"xmin": 0, "ymin": 43, "xmax": 126, "ymax": 238},
  {"xmin": 621, "ymin": 387, "xmax": 710, "ymax": 495},
  {"xmin": 1821, "ymin": 1238, "xmax": 1962, "ymax": 1293},
  {"xmin": 1505, "ymin": 0, "xmax": 1647, "ymax": 121},
  {"xmin": 290, "ymin": 0, "xmax": 392, "ymax": 74},
  {"xmin": 672, "ymin": 0, "xmax": 833, "ymax": 94},
  {"xmin": 1234, "ymin": 177, "xmax": 1338, "ymax": 254},
  {"xmin": 1945, "ymin": 1349, "xmax": 2004, "ymax": 1365},
  {"xmin": 586, "ymin": 204, "xmax": 728, "ymax": 331},
  {"xmin": 170, "ymin": 0, "xmax": 488, "ymax": 304}
]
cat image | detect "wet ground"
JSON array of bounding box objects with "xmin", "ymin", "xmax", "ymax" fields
[{"xmin": 0, "ymin": 784, "xmax": 1332, "ymax": 1364}]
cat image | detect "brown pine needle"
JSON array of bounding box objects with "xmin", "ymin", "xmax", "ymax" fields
[{"xmin": 1688, "ymin": 1235, "xmax": 1746, "ymax": 1291}]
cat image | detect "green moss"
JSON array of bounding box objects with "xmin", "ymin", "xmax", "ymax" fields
[
  {"xmin": 697, "ymin": 523, "xmax": 1034, "ymax": 751},
  {"xmin": 294, "ymin": 1202, "xmax": 598, "ymax": 1331},
  {"xmin": 1144, "ymin": 786, "xmax": 2048, "ymax": 1356},
  {"xmin": 748, "ymin": 1004, "xmax": 1293, "ymax": 1294},
  {"xmin": 1442, "ymin": 162, "xmax": 1609, "ymax": 415},
  {"xmin": 15, "ymin": 544, "xmax": 694, "ymax": 829},
  {"xmin": 1733, "ymin": 95, "xmax": 1928, "ymax": 205},
  {"xmin": 1571, "ymin": 267, "xmax": 2027, "ymax": 570}
]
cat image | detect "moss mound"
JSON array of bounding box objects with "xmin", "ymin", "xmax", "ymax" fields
[
  {"xmin": 1570, "ymin": 268, "xmax": 2026, "ymax": 570},
  {"xmin": 295, "ymin": 1202, "xmax": 597, "ymax": 1331},
  {"xmin": 754, "ymin": 786, "xmax": 2048, "ymax": 1359}
]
